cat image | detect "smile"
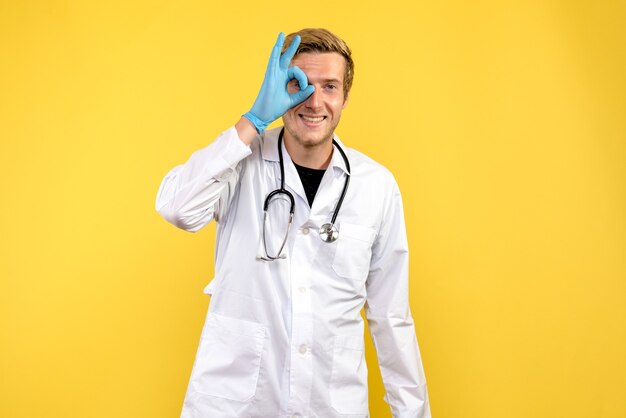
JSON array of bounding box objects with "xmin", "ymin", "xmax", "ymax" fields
[{"xmin": 299, "ymin": 114, "xmax": 326, "ymax": 124}]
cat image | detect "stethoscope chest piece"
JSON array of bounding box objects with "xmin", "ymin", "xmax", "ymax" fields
[{"xmin": 319, "ymin": 223, "xmax": 339, "ymax": 243}]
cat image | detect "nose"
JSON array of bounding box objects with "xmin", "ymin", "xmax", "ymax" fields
[{"xmin": 304, "ymin": 86, "xmax": 322, "ymax": 110}]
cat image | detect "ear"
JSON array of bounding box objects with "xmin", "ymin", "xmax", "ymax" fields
[{"xmin": 342, "ymin": 93, "xmax": 350, "ymax": 109}]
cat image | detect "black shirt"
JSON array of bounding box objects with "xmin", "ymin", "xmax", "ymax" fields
[{"xmin": 293, "ymin": 162, "xmax": 326, "ymax": 207}]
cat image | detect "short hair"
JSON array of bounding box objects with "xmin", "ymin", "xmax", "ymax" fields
[{"xmin": 283, "ymin": 28, "xmax": 354, "ymax": 98}]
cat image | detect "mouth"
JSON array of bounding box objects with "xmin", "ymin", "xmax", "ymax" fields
[{"xmin": 299, "ymin": 114, "xmax": 327, "ymax": 127}]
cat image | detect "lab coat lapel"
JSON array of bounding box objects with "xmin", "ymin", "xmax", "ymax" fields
[{"xmin": 310, "ymin": 137, "xmax": 350, "ymax": 222}]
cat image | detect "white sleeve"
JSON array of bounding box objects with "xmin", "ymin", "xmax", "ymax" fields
[
  {"xmin": 365, "ymin": 180, "xmax": 431, "ymax": 418},
  {"xmin": 155, "ymin": 126, "xmax": 253, "ymax": 232}
]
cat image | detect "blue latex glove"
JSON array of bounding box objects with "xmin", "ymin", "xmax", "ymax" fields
[{"xmin": 243, "ymin": 32, "xmax": 315, "ymax": 133}]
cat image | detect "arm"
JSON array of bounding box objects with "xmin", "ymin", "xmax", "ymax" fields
[
  {"xmin": 365, "ymin": 181, "xmax": 431, "ymax": 418},
  {"xmin": 155, "ymin": 122, "xmax": 253, "ymax": 232},
  {"xmin": 155, "ymin": 32, "xmax": 314, "ymax": 232}
]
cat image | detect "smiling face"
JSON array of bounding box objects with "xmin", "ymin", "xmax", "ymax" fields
[{"xmin": 282, "ymin": 52, "xmax": 349, "ymax": 150}]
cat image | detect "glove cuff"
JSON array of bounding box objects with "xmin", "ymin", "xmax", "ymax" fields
[{"xmin": 242, "ymin": 112, "xmax": 269, "ymax": 134}]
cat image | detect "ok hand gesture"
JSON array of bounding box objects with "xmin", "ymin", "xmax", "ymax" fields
[{"xmin": 244, "ymin": 33, "xmax": 315, "ymax": 133}]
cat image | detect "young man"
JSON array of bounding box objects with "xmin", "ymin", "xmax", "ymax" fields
[{"xmin": 156, "ymin": 28, "xmax": 431, "ymax": 418}]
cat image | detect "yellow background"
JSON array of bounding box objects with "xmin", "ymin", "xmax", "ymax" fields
[{"xmin": 1, "ymin": 0, "xmax": 625, "ymax": 417}]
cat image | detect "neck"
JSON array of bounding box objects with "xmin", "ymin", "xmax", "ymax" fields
[{"xmin": 283, "ymin": 133, "xmax": 334, "ymax": 170}]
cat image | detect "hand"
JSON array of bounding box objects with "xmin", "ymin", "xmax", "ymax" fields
[{"xmin": 243, "ymin": 32, "xmax": 315, "ymax": 133}]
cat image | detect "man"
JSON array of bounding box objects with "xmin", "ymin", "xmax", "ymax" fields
[{"xmin": 156, "ymin": 28, "xmax": 430, "ymax": 418}]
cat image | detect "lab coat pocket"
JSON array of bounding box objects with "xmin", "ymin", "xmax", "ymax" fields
[
  {"xmin": 329, "ymin": 335, "xmax": 369, "ymax": 415},
  {"xmin": 332, "ymin": 222, "xmax": 376, "ymax": 281},
  {"xmin": 190, "ymin": 312, "xmax": 266, "ymax": 402}
]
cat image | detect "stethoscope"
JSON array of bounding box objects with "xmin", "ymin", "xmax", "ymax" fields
[{"xmin": 257, "ymin": 128, "xmax": 351, "ymax": 261}]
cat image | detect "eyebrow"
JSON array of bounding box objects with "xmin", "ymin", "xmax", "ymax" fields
[{"xmin": 290, "ymin": 78, "xmax": 342, "ymax": 84}]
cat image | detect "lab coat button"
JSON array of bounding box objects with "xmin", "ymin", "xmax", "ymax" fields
[
  {"xmin": 298, "ymin": 286, "xmax": 306, "ymax": 293},
  {"xmin": 298, "ymin": 344, "xmax": 307, "ymax": 354},
  {"xmin": 302, "ymin": 227, "xmax": 310, "ymax": 235}
]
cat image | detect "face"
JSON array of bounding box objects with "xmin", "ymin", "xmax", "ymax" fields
[{"xmin": 282, "ymin": 52, "xmax": 349, "ymax": 149}]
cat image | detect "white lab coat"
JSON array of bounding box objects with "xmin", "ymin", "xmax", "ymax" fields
[{"xmin": 156, "ymin": 126, "xmax": 431, "ymax": 418}]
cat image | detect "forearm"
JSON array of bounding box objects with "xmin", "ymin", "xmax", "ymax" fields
[
  {"xmin": 155, "ymin": 125, "xmax": 252, "ymax": 231},
  {"xmin": 367, "ymin": 312, "xmax": 430, "ymax": 417},
  {"xmin": 366, "ymin": 181, "xmax": 431, "ymax": 417}
]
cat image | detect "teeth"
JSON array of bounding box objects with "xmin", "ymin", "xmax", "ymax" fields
[{"xmin": 301, "ymin": 115, "xmax": 324, "ymax": 122}]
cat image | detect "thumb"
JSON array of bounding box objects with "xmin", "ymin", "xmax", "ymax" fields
[{"xmin": 290, "ymin": 85, "xmax": 315, "ymax": 107}]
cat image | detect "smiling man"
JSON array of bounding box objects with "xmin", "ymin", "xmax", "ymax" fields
[{"xmin": 156, "ymin": 28, "xmax": 431, "ymax": 418}]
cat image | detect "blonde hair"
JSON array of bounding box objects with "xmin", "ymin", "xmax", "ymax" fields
[{"xmin": 283, "ymin": 28, "xmax": 354, "ymax": 97}]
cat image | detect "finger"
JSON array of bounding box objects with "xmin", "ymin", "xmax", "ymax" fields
[
  {"xmin": 290, "ymin": 85, "xmax": 315, "ymax": 107},
  {"xmin": 269, "ymin": 32, "xmax": 285, "ymax": 63},
  {"xmin": 287, "ymin": 65, "xmax": 309, "ymax": 91},
  {"xmin": 280, "ymin": 34, "xmax": 301, "ymax": 68}
]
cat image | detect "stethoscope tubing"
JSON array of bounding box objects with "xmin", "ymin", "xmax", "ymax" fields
[{"xmin": 259, "ymin": 128, "xmax": 351, "ymax": 260}]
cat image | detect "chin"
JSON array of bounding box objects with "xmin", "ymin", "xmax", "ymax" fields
[
  {"xmin": 297, "ymin": 132, "xmax": 331, "ymax": 148},
  {"xmin": 284, "ymin": 124, "xmax": 327, "ymax": 146}
]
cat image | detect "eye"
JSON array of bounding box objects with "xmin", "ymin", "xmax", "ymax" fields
[{"xmin": 325, "ymin": 84, "xmax": 337, "ymax": 90}]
